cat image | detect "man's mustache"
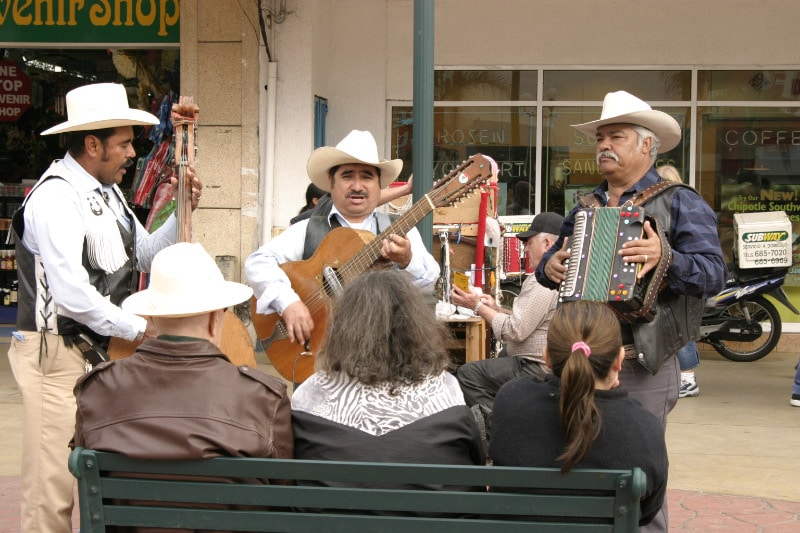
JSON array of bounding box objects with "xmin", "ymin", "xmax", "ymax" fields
[
  {"xmin": 345, "ymin": 190, "xmax": 369, "ymax": 199},
  {"xmin": 121, "ymin": 158, "xmax": 134, "ymax": 169},
  {"xmin": 597, "ymin": 150, "xmax": 619, "ymax": 164}
]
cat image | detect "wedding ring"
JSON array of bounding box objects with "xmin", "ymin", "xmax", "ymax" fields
[{"xmin": 644, "ymin": 254, "xmax": 648, "ymax": 263}]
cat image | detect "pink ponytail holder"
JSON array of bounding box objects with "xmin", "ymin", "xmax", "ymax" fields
[{"xmin": 571, "ymin": 341, "xmax": 591, "ymax": 358}]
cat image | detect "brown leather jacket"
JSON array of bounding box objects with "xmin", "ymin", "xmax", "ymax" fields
[{"xmin": 72, "ymin": 336, "xmax": 293, "ymax": 460}]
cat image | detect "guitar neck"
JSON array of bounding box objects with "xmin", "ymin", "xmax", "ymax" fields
[
  {"xmin": 172, "ymin": 96, "xmax": 198, "ymax": 243},
  {"xmin": 336, "ymin": 155, "xmax": 491, "ymax": 284},
  {"xmin": 339, "ymin": 197, "xmax": 433, "ymax": 283}
]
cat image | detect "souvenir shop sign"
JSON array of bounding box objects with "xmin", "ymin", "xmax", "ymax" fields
[
  {"xmin": 0, "ymin": 0, "xmax": 179, "ymax": 45},
  {"xmin": 0, "ymin": 61, "xmax": 31, "ymax": 121}
]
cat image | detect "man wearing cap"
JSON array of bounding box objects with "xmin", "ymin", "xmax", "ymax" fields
[
  {"xmin": 72, "ymin": 243, "xmax": 293, "ymax": 463},
  {"xmin": 246, "ymin": 129, "xmax": 440, "ymax": 346},
  {"xmin": 6, "ymin": 83, "xmax": 203, "ymax": 532},
  {"xmin": 536, "ymin": 91, "xmax": 725, "ymax": 531},
  {"xmin": 450, "ymin": 212, "xmax": 563, "ymax": 414}
]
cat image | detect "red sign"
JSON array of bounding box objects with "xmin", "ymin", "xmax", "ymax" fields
[{"xmin": 0, "ymin": 61, "xmax": 32, "ymax": 122}]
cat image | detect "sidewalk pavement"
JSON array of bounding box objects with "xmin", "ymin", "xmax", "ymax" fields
[{"xmin": 0, "ymin": 335, "xmax": 799, "ymax": 531}]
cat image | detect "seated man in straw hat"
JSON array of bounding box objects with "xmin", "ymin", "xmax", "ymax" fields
[
  {"xmin": 246, "ymin": 129, "xmax": 440, "ymax": 348},
  {"xmin": 72, "ymin": 242, "xmax": 293, "ymax": 461},
  {"xmin": 6, "ymin": 82, "xmax": 203, "ymax": 532},
  {"xmin": 535, "ymin": 90, "xmax": 725, "ymax": 532}
]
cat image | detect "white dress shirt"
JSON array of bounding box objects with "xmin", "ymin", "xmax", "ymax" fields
[
  {"xmin": 22, "ymin": 153, "xmax": 178, "ymax": 341},
  {"xmin": 246, "ymin": 204, "xmax": 440, "ymax": 315}
]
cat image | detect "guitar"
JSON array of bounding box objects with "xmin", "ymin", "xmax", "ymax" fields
[
  {"xmin": 251, "ymin": 154, "xmax": 494, "ymax": 383},
  {"xmin": 109, "ymin": 96, "xmax": 256, "ymax": 367}
]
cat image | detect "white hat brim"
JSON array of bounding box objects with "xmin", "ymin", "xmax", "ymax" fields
[
  {"xmin": 41, "ymin": 110, "xmax": 159, "ymax": 136},
  {"xmin": 306, "ymin": 147, "xmax": 403, "ymax": 192},
  {"xmin": 572, "ymin": 109, "xmax": 681, "ymax": 154},
  {"xmin": 121, "ymin": 282, "xmax": 253, "ymax": 318}
]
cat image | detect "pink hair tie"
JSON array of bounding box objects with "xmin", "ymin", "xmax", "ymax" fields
[{"xmin": 571, "ymin": 341, "xmax": 591, "ymax": 358}]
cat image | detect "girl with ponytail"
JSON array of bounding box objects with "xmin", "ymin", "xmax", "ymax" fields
[{"xmin": 489, "ymin": 301, "xmax": 668, "ymax": 527}]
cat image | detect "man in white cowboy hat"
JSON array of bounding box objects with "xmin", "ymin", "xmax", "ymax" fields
[
  {"xmin": 535, "ymin": 91, "xmax": 725, "ymax": 532},
  {"xmin": 246, "ymin": 129, "xmax": 439, "ymax": 346},
  {"xmin": 71, "ymin": 242, "xmax": 293, "ymax": 463},
  {"xmin": 7, "ymin": 82, "xmax": 203, "ymax": 532}
]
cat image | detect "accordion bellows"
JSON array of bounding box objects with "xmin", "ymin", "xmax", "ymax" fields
[{"xmin": 560, "ymin": 206, "xmax": 648, "ymax": 318}]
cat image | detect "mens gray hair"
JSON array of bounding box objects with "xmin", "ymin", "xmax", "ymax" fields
[
  {"xmin": 632, "ymin": 125, "xmax": 661, "ymax": 160},
  {"xmin": 535, "ymin": 232, "xmax": 559, "ymax": 243}
]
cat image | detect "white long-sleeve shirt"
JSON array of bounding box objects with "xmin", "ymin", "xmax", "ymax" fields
[
  {"xmin": 21, "ymin": 154, "xmax": 177, "ymax": 341},
  {"xmin": 246, "ymin": 204, "xmax": 440, "ymax": 315}
]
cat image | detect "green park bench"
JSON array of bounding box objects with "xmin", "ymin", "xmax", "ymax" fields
[{"xmin": 69, "ymin": 446, "xmax": 646, "ymax": 532}]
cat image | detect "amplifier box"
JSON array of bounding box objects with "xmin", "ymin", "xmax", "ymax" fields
[{"xmin": 733, "ymin": 211, "xmax": 792, "ymax": 269}]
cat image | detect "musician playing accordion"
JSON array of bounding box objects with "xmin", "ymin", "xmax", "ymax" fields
[{"xmin": 536, "ymin": 90, "xmax": 725, "ymax": 533}]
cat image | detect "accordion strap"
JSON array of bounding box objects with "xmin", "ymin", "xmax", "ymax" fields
[
  {"xmin": 579, "ymin": 180, "xmax": 696, "ymax": 209},
  {"xmin": 631, "ymin": 180, "xmax": 696, "ymax": 206}
]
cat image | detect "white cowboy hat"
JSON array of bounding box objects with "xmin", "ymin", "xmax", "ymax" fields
[
  {"xmin": 122, "ymin": 243, "xmax": 253, "ymax": 318},
  {"xmin": 306, "ymin": 129, "xmax": 403, "ymax": 191},
  {"xmin": 41, "ymin": 83, "xmax": 159, "ymax": 136},
  {"xmin": 571, "ymin": 91, "xmax": 681, "ymax": 153}
]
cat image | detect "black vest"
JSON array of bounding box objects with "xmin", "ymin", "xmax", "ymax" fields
[
  {"xmin": 302, "ymin": 195, "xmax": 393, "ymax": 260},
  {"xmin": 13, "ymin": 176, "xmax": 138, "ymax": 347},
  {"xmin": 630, "ymin": 186, "xmax": 704, "ymax": 374}
]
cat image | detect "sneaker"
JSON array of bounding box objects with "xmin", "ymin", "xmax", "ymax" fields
[
  {"xmin": 791, "ymin": 394, "xmax": 800, "ymax": 407},
  {"xmin": 679, "ymin": 380, "xmax": 700, "ymax": 398}
]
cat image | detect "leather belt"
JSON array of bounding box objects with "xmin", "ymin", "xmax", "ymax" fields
[{"xmin": 623, "ymin": 344, "xmax": 639, "ymax": 360}]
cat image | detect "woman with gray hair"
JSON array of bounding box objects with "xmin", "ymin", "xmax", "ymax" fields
[{"xmin": 291, "ymin": 269, "xmax": 485, "ymax": 472}]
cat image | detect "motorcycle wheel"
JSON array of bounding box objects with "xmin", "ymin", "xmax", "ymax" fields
[{"xmin": 711, "ymin": 296, "xmax": 781, "ymax": 362}]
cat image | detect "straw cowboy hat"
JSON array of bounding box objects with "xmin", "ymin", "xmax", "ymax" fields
[
  {"xmin": 41, "ymin": 83, "xmax": 159, "ymax": 136},
  {"xmin": 122, "ymin": 243, "xmax": 253, "ymax": 318},
  {"xmin": 306, "ymin": 129, "xmax": 403, "ymax": 191},
  {"xmin": 571, "ymin": 91, "xmax": 681, "ymax": 153}
]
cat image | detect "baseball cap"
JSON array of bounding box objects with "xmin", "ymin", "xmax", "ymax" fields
[{"xmin": 516, "ymin": 212, "xmax": 564, "ymax": 241}]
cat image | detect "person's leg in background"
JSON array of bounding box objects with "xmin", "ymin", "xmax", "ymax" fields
[
  {"xmin": 791, "ymin": 356, "xmax": 800, "ymax": 407},
  {"xmin": 677, "ymin": 340, "xmax": 700, "ymax": 398}
]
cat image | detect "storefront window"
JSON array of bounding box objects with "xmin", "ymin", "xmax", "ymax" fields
[
  {"xmin": 543, "ymin": 70, "xmax": 691, "ymax": 101},
  {"xmin": 435, "ymin": 70, "xmax": 537, "ymax": 102},
  {"xmin": 0, "ymin": 48, "xmax": 178, "ymax": 202},
  {"xmin": 697, "ymin": 104, "xmax": 800, "ymax": 285},
  {"xmin": 699, "ymin": 70, "xmax": 800, "ymax": 102},
  {"xmin": 392, "ymin": 67, "xmax": 800, "ymax": 294},
  {"xmin": 392, "ymin": 105, "xmax": 536, "ymax": 215}
]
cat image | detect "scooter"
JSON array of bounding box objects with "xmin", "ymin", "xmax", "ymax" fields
[{"xmin": 698, "ymin": 265, "xmax": 800, "ymax": 362}]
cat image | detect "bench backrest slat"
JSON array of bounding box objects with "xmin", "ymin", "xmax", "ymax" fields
[
  {"xmin": 69, "ymin": 447, "xmax": 646, "ymax": 533},
  {"xmin": 104, "ymin": 507, "xmax": 618, "ymax": 533},
  {"xmin": 100, "ymin": 479, "xmax": 620, "ymax": 517}
]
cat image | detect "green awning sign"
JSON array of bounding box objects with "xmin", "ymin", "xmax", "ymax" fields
[{"xmin": 0, "ymin": 0, "xmax": 179, "ymax": 45}]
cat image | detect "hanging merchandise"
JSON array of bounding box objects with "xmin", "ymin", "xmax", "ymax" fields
[
  {"xmin": 144, "ymin": 178, "xmax": 176, "ymax": 232},
  {"xmin": 130, "ymin": 136, "xmax": 173, "ymax": 208},
  {"xmin": 129, "ymin": 91, "xmax": 178, "ymax": 209}
]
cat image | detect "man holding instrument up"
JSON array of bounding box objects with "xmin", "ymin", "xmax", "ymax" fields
[
  {"xmin": 535, "ymin": 91, "xmax": 725, "ymax": 532},
  {"xmin": 246, "ymin": 129, "xmax": 439, "ymax": 347},
  {"xmin": 7, "ymin": 83, "xmax": 203, "ymax": 532}
]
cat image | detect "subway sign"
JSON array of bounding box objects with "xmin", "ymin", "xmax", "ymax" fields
[{"xmin": 0, "ymin": 0, "xmax": 179, "ymax": 44}]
